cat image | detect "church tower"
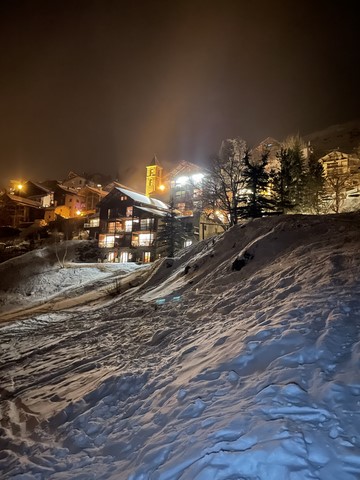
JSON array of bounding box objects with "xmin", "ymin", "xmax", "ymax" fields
[{"xmin": 145, "ymin": 155, "xmax": 163, "ymax": 197}]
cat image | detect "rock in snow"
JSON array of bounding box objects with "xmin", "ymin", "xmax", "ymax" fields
[{"xmin": 0, "ymin": 212, "xmax": 360, "ymax": 479}]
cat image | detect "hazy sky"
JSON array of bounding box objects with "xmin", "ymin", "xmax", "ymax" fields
[{"xmin": 1, "ymin": 0, "xmax": 359, "ymax": 190}]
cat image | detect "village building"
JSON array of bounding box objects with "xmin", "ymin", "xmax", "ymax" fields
[
  {"xmin": 0, "ymin": 193, "xmax": 44, "ymax": 228},
  {"xmin": 97, "ymin": 186, "xmax": 169, "ymax": 263}
]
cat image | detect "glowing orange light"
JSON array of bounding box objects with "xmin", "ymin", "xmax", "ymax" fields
[
  {"xmin": 76, "ymin": 210, "xmax": 81, "ymax": 216},
  {"xmin": 17, "ymin": 184, "xmax": 23, "ymax": 190},
  {"xmin": 159, "ymin": 184, "xmax": 165, "ymax": 191}
]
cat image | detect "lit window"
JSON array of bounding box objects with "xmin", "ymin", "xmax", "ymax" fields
[
  {"xmin": 143, "ymin": 251, "xmax": 151, "ymax": 263},
  {"xmin": 108, "ymin": 222, "xmax": 116, "ymax": 233},
  {"xmin": 139, "ymin": 233, "xmax": 154, "ymax": 246},
  {"xmin": 89, "ymin": 218, "xmax": 99, "ymax": 227},
  {"xmin": 119, "ymin": 251, "xmax": 129, "ymax": 263},
  {"xmin": 99, "ymin": 234, "xmax": 115, "ymax": 248},
  {"xmin": 126, "ymin": 206, "xmax": 133, "ymax": 217},
  {"xmin": 125, "ymin": 220, "xmax": 132, "ymax": 232},
  {"xmin": 108, "ymin": 221, "xmax": 122, "ymax": 233},
  {"xmin": 108, "ymin": 252, "xmax": 115, "ymax": 262},
  {"xmin": 131, "ymin": 233, "xmax": 154, "ymax": 247}
]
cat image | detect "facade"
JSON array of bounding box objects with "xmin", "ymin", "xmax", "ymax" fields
[
  {"xmin": 319, "ymin": 150, "xmax": 360, "ymax": 212},
  {"xmin": 78, "ymin": 185, "xmax": 107, "ymax": 215},
  {"xmin": 62, "ymin": 171, "xmax": 88, "ymax": 190},
  {"xmin": 44, "ymin": 184, "xmax": 85, "ymax": 219},
  {"xmin": 98, "ymin": 186, "xmax": 169, "ymax": 263}
]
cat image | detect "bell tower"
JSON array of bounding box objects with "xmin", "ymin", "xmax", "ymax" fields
[{"xmin": 145, "ymin": 155, "xmax": 163, "ymax": 197}]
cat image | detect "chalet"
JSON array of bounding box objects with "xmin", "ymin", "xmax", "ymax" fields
[
  {"xmin": 41, "ymin": 183, "xmax": 85, "ymax": 219},
  {"xmin": 98, "ymin": 187, "xmax": 169, "ymax": 263},
  {"xmin": 62, "ymin": 171, "xmax": 88, "ymax": 190},
  {"xmin": 9, "ymin": 180, "xmax": 54, "ymax": 208},
  {"xmin": 0, "ymin": 193, "xmax": 44, "ymax": 228}
]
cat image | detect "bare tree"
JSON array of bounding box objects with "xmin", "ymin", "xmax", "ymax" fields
[
  {"xmin": 325, "ymin": 167, "xmax": 351, "ymax": 213},
  {"xmin": 201, "ymin": 138, "xmax": 247, "ymax": 227}
]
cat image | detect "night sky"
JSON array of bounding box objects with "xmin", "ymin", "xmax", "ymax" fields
[{"xmin": 1, "ymin": 0, "xmax": 359, "ymax": 191}]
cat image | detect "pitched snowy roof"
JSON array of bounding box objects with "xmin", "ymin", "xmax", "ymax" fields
[
  {"xmin": 3, "ymin": 193, "xmax": 42, "ymax": 208},
  {"xmin": 115, "ymin": 187, "xmax": 168, "ymax": 210},
  {"xmin": 135, "ymin": 205, "xmax": 167, "ymax": 216},
  {"xmin": 167, "ymin": 161, "xmax": 203, "ymax": 180},
  {"xmin": 25, "ymin": 181, "xmax": 53, "ymax": 194}
]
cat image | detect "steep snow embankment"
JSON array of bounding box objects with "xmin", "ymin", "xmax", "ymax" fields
[{"xmin": 1, "ymin": 213, "xmax": 360, "ymax": 479}]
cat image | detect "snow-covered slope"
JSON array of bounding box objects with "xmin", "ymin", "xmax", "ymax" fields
[
  {"xmin": 1, "ymin": 213, "xmax": 360, "ymax": 479},
  {"xmin": 0, "ymin": 241, "xmax": 148, "ymax": 315}
]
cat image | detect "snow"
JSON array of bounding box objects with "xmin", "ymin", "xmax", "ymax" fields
[{"xmin": 1, "ymin": 212, "xmax": 360, "ymax": 479}]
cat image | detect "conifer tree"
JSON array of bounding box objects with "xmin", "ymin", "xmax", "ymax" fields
[
  {"xmin": 156, "ymin": 199, "xmax": 187, "ymax": 258},
  {"xmin": 271, "ymin": 148, "xmax": 294, "ymax": 213},
  {"xmin": 271, "ymin": 139, "xmax": 306, "ymax": 213},
  {"xmin": 303, "ymin": 153, "xmax": 326, "ymax": 213},
  {"xmin": 238, "ymin": 150, "xmax": 274, "ymax": 218}
]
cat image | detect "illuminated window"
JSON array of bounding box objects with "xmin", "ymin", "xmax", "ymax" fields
[
  {"xmin": 98, "ymin": 234, "xmax": 115, "ymax": 248},
  {"xmin": 131, "ymin": 233, "xmax": 154, "ymax": 247},
  {"xmin": 139, "ymin": 233, "xmax": 154, "ymax": 246},
  {"xmin": 119, "ymin": 251, "xmax": 129, "ymax": 263},
  {"xmin": 108, "ymin": 251, "xmax": 116, "ymax": 262},
  {"xmin": 126, "ymin": 206, "xmax": 133, "ymax": 217},
  {"xmin": 125, "ymin": 220, "xmax": 132, "ymax": 232},
  {"xmin": 107, "ymin": 221, "xmax": 122, "ymax": 233},
  {"xmin": 89, "ymin": 218, "xmax": 99, "ymax": 227},
  {"xmin": 143, "ymin": 251, "xmax": 151, "ymax": 263}
]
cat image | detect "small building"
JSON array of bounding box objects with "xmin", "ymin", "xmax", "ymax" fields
[{"xmin": 98, "ymin": 186, "xmax": 169, "ymax": 263}]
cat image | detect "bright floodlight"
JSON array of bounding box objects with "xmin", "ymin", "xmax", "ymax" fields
[
  {"xmin": 192, "ymin": 173, "xmax": 204, "ymax": 184},
  {"xmin": 176, "ymin": 176, "xmax": 189, "ymax": 186}
]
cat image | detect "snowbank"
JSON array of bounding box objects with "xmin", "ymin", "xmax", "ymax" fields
[{"xmin": 0, "ymin": 241, "xmax": 146, "ymax": 314}]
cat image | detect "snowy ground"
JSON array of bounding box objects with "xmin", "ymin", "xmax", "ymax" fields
[
  {"xmin": 1, "ymin": 213, "xmax": 360, "ymax": 479},
  {"xmin": 0, "ymin": 241, "xmax": 147, "ymax": 316}
]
